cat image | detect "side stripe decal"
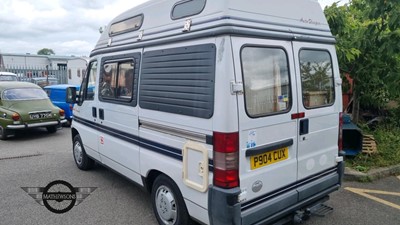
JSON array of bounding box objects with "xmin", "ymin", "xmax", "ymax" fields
[{"xmin": 73, "ymin": 116, "xmax": 214, "ymax": 170}]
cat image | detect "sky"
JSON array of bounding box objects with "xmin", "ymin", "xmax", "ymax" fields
[{"xmin": 0, "ymin": 0, "xmax": 349, "ymax": 57}]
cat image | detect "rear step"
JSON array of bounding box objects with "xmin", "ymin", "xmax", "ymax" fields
[
  {"xmin": 270, "ymin": 197, "xmax": 333, "ymax": 225},
  {"xmin": 309, "ymin": 203, "xmax": 334, "ymax": 217},
  {"xmin": 292, "ymin": 204, "xmax": 334, "ymax": 224}
]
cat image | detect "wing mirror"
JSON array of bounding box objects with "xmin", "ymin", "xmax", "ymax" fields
[{"xmin": 66, "ymin": 87, "xmax": 78, "ymax": 104}]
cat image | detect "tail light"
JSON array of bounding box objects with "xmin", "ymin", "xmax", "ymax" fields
[
  {"xmin": 338, "ymin": 112, "xmax": 343, "ymax": 152},
  {"xmin": 213, "ymin": 132, "xmax": 239, "ymax": 189},
  {"xmin": 59, "ymin": 109, "xmax": 65, "ymax": 117},
  {"xmin": 69, "ymin": 104, "xmax": 73, "ymax": 111},
  {"xmin": 12, "ymin": 113, "xmax": 20, "ymax": 121}
]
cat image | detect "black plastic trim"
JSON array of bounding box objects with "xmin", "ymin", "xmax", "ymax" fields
[
  {"xmin": 208, "ymin": 186, "xmax": 241, "ymax": 225},
  {"xmin": 241, "ymin": 166, "xmax": 338, "ymax": 210},
  {"xmin": 245, "ymin": 139, "xmax": 293, "ymax": 157}
]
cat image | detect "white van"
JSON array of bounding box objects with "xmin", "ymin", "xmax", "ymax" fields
[
  {"xmin": 69, "ymin": 0, "xmax": 344, "ymax": 224},
  {"xmin": 0, "ymin": 72, "xmax": 18, "ymax": 81}
]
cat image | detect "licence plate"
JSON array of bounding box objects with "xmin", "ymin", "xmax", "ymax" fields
[
  {"xmin": 250, "ymin": 147, "xmax": 289, "ymax": 170},
  {"xmin": 29, "ymin": 112, "xmax": 52, "ymax": 119}
]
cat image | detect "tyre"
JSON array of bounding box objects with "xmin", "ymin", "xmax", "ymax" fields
[
  {"xmin": 0, "ymin": 125, "xmax": 8, "ymax": 140},
  {"xmin": 46, "ymin": 126, "xmax": 57, "ymax": 133},
  {"xmin": 151, "ymin": 174, "xmax": 192, "ymax": 225},
  {"xmin": 73, "ymin": 134, "xmax": 94, "ymax": 170}
]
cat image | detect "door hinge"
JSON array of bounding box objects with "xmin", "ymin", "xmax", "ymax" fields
[{"xmin": 230, "ymin": 81, "xmax": 243, "ymax": 95}]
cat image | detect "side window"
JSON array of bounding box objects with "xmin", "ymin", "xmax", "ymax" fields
[
  {"xmin": 300, "ymin": 50, "xmax": 335, "ymax": 108},
  {"xmin": 171, "ymin": 0, "xmax": 206, "ymax": 20},
  {"xmin": 139, "ymin": 44, "xmax": 216, "ymax": 119},
  {"xmin": 80, "ymin": 61, "xmax": 97, "ymax": 103},
  {"xmin": 117, "ymin": 62, "xmax": 134, "ymax": 100},
  {"xmin": 241, "ymin": 47, "xmax": 291, "ymax": 117},
  {"xmin": 99, "ymin": 59, "xmax": 135, "ymax": 103},
  {"xmin": 99, "ymin": 62, "xmax": 118, "ymax": 98}
]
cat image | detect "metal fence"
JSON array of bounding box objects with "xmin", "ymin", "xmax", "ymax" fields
[{"xmin": 2, "ymin": 65, "xmax": 68, "ymax": 85}]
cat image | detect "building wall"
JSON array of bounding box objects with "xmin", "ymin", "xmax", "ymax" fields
[
  {"xmin": 67, "ymin": 58, "xmax": 88, "ymax": 85},
  {"xmin": 0, "ymin": 53, "xmax": 87, "ymax": 85}
]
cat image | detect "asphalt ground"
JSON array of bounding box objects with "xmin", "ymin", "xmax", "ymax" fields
[{"xmin": 1, "ymin": 127, "xmax": 399, "ymax": 225}]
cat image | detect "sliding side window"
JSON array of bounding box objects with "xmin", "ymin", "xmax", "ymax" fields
[{"xmin": 99, "ymin": 53, "xmax": 140, "ymax": 106}]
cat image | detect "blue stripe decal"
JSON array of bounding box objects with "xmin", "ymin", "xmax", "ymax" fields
[{"xmin": 74, "ymin": 116, "xmax": 213, "ymax": 170}]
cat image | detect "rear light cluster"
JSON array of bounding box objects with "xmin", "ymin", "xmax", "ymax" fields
[
  {"xmin": 12, "ymin": 113, "xmax": 20, "ymax": 121},
  {"xmin": 213, "ymin": 132, "xmax": 239, "ymax": 189},
  {"xmin": 338, "ymin": 112, "xmax": 343, "ymax": 153}
]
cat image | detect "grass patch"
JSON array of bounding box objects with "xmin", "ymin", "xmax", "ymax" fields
[{"xmin": 345, "ymin": 125, "xmax": 400, "ymax": 172}]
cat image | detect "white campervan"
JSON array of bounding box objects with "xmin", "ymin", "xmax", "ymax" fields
[{"xmin": 70, "ymin": 0, "xmax": 344, "ymax": 224}]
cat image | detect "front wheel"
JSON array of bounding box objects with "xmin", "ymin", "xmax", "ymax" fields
[
  {"xmin": 73, "ymin": 134, "xmax": 94, "ymax": 170},
  {"xmin": 151, "ymin": 175, "xmax": 193, "ymax": 225}
]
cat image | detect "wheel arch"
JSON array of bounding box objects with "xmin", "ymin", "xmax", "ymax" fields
[
  {"xmin": 142, "ymin": 169, "xmax": 163, "ymax": 193},
  {"xmin": 71, "ymin": 127, "xmax": 79, "ymax": 142}
]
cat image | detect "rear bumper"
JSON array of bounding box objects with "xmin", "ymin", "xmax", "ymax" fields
[
  {"xmin": 7, "ymin": 119, "xmax": 67, "ymax": 129},
  {"xmin": 208, "ymin": 162, "xmax": 344, "ymax": 225}
]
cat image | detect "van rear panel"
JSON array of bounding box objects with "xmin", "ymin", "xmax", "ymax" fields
[{"xmin": 208, "ymin": 36, "xmax": 344, "ymax": 224}]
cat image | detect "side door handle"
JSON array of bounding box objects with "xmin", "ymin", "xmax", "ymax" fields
[
  {"xmin": 300, "ymin": 119, "xmax": 309, "ymax": 135},
  {"xmin": 99, "ymin": 108, "xmax": 104, "ymax": 120},
  {"xmin": 92, "ymin": 107, "xmax": 97, "ymax": 118}
]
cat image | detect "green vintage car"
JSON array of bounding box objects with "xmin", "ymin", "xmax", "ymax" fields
[{"xmin": 0, "ymin": 82, "xmax": 67, "ymax": 140}]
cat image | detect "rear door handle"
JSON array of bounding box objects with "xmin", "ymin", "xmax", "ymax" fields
[
  {"xmin": 92, "ymin": 107, "xmax": 97, "ymax": 118},
  {"xmin": 300, "ymin": 119, "xmax": 309, "ymax": 135},
  {"xmin": 99, "ymin": 109, "xmax": 104, "ymax": 120}
]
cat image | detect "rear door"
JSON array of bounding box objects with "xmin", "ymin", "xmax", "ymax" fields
[
  {"xmin": 292, "ymin": 42, "xmax": 341, "ymax": 180},
  {"xmin": 231, "ymin": 37, "xmax": 299, "ymax": 200}
]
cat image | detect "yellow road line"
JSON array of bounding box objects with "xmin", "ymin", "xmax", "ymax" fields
[{"xmin": 345, "ymin": 187, "xmax": 400, "ymax": 210}]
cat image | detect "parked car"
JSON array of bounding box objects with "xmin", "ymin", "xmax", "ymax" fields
[
  {"xmin": 44, "ymin": 84, "xmax": 80, "ymax": 125},
  {"xmin": 30, "ymin": 77, "xmax": 58, "ymax": 88},
  {"xmin": 0, "ymin": 82, "xmax": 67, "ymax": 140},
  {"xmin": 0, "ymin": 72, "xmax": 18, "ymax": 81}
]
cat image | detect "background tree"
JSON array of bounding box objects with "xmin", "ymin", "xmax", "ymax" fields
[
  {"xmin": 37, "ymin": 48, "xmax": 55, "ymax": 55},
  {"xmin": 324, "ymin": 0, "xmax": 400, "ymax": 122}
]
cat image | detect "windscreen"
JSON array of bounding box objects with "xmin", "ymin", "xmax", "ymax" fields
[{"xmin": 3, "ymin": 88, "xmax": 49, "ymax": 100}]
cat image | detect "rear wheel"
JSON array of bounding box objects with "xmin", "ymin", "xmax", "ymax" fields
[
  {"xmin": 73, "ymin": 134, "xmax": 95, "ymax": 170},
  {"xmin": 46, "ymin": 126, "xmax": 57, "ymax": 133},
  {"xmin": 151, "ymin": 174, "xmax": 192, "ymax": 225},
  {"xmin": 0, "ymin": 125, "xmax": 9, "ymax": 140}
]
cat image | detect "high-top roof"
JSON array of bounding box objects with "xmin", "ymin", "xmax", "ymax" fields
[{"xmin": 92, "ymin": 0, "xmax": 333, "ymax": 56}]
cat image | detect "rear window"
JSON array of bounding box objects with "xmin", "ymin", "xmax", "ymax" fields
[
  {"xmin": 241, "ymin": 46, "xmax": 291, "ymax": 117},
  {"xmin": 3, "ymin": 88, "xmax": 48, "ymax": 100},
  {"xmin": 299, "ymin": 49, "xmax": 335, "ymax": 108}
]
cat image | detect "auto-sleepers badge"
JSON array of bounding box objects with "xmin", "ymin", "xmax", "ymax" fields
[{"xmin": 21, "ymin": 180, "xmax": 97, "ymax": 214}]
